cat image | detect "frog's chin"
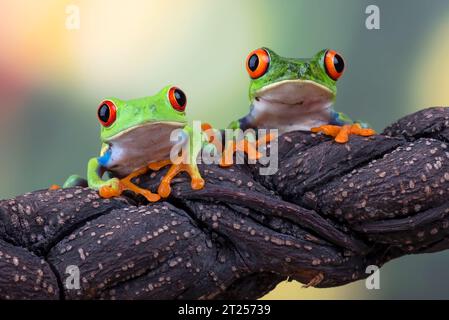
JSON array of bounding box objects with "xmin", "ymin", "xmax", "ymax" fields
[
  {"xmin": 105, "ymin": 120, "xmax": 186, "ymax": 143},
  {"xmin": 248, "ymin": 80, "xmax": 335, "ymax": 134},
  {"xmin": 103, "ymin": 121, "xmax": 187, "ymax": 178}
]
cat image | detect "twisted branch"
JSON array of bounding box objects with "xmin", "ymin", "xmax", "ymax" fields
[{"xmin": 1, "ymin": 107, "xmax": 449, "ymax": 299}]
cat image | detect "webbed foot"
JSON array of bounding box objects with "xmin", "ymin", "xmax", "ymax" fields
[
  {"xmin": 98, "ymin": 177, "xmax": 123, "ymax": 199},
  {"xmin": 219, "ymin": 132, "xmax": 275, "ymax": 167},
  {"xmin": 158, "ymin": 163, "xmax": 205, "ymax": 198},
  {"xmin": 311, "ymin": 123, "xmax": 375, "ymax": 143},
  {"xmin": 98, "ymin": 168, "xmax": 160, "ymax": 202},
  {"xmin": 117, "ymin": 167, "xmax": 161, "ymax": 202}
]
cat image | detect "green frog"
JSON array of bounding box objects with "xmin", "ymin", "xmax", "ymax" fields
[
  {"xmin": 52, "ymin": 85, "xmax": 208, "ymax": 202},
  {"xmin": 228, "ymin": 47, "xmax": 375, "ymax": 144}
]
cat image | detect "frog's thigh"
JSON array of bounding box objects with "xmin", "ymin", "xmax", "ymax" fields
[{"xmin": 63, "ymin": 175, "xmax": 88, "ymax": 188}]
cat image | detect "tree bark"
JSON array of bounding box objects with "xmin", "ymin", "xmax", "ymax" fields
[{"xmin": 1, "ymin": 107, "xmax": 449, "ymax": 300}]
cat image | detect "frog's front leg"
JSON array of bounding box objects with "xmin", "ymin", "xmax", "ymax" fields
[
  {"xmin": 157, "ymin": 162, "xmax": 205, "ymax": 198},
  {"xmin": 311, "ymin": 123, "xmax": 376, "ymax": 143},
  {"xmin": 87, "ymin": 157, "xmax": 122, "ymax": 198},
  {"xmin": 91, "ymin": 158, "xmax": 160, "ymax": 202},
  {"xmin": 153, "ymin": 126, "xmax": 205, "ymax": 198},
  {"xmin": 220, "ymin": 129, "xmax": 275, "ymax": 167},
  {"xmin": 117, "ymin": 167, "xmax": 161, "ymax": 202},
  {"xmin": 311, "ymin": 112, "xmax": 375, "ymax": 143}
]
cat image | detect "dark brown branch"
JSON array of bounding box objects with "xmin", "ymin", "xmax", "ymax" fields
[{"xmin": 1, "ymin": 107, "xmax": 449, "ymax": 299}]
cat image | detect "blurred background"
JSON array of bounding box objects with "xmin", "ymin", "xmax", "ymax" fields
[{"xmin": 1, "ymin": 0, "xmax": 449, "ymax": 299}]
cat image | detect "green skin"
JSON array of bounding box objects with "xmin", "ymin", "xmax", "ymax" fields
[
  {"xmin": 231, "ymin": 47, "xmax": 359, "ymax": 134},
  {"xmin": 63, "ymin": 85, "xmax": 204, "ymax": 192}
]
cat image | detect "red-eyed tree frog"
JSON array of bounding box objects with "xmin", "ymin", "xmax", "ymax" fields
[
  {"xmin": 52, "ymin": 86, "xmax": 210, "ymax": 202},
  {"xmin": 228, "ymin": 47, "xmax": 376, "ymax": 143}
]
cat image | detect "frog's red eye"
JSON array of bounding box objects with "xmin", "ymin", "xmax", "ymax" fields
[
  {"xmin": 324, "ymin": 50, "xmax": 345, "ymax": 81},
  {"xmin": 168, "ymin": 87, "xmax": 186, "ymax": 112},
  {"xmin": 246, "ymin": 48, "xmax": 270, "ymax": 79},
  {"xmin": 97, "ymin": 100, "xmax": 116, "ymax": 127}
]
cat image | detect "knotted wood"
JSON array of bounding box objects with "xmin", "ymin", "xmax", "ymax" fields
[{"xmin": 1, "ymin": 107, "xmax": 449, "ymax": 300}]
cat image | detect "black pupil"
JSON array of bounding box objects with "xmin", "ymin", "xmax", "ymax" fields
[
  {"xmin": 248, "ymin": 54, "xmax": 259, "ymax": 71},
  {"xmin": 98, "ymin": 104, "xmax": 110, "ymax": 123},
  {"xmin": 174, "ymin": 89, "xmax": 186, "ymax": 108},
  {"xmin": 333, "ymin": 54, "xmax": 344, "ymax": 73}
]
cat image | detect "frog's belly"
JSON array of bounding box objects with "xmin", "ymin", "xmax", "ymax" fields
[
  {"xmin": 105, "ymin": 122, "xmax": 185, "ymax": 178},
  {"xmin": 243, "ymin": 98, "xmax": 332, "ymax": 135}
]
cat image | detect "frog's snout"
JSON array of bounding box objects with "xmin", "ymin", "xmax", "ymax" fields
[{"xmin": 146, "ymin": 103, "xmax": 157, "ymax": 116}]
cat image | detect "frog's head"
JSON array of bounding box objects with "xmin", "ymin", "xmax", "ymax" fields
[
  {"xmin": 98, "ymin": 85, "xmax": 188, "ymax": 143},
  {"xmin": 246, "ymin": 47, "xmax": 345, "ymax": 111}
]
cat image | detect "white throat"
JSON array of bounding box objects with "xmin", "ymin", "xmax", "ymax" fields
[{"xmin": 248, "ymin": 80, "xmax": 334, "ymax": 135}]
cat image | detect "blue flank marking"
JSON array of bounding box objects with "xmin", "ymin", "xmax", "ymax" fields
[
  {"xmin": 97, "ymin": 148, "xmax": 112, "ymax": 167},
  {"xmin": 329, "ymin": 110, "xmax": 345, "ymax": 126}
]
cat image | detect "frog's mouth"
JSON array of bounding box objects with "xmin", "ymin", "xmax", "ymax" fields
[
  {"xmin": 255, "ymin": 79, "xmax": 334, "ymax": 106},
  {"xmin": 247, "ymin": 80, "xmax": 335, "ymax": 133},
  {"xmin": 106, "ymin": 120, "xmax": 187, "ymax": 143}
]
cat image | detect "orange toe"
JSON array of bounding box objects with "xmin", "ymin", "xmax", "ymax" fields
[
  {"xmin": 201, "ymin": 123, "xmax": 213, "ymax": 132},
  {"xmin": 312, "ymin": 124, "xmax": 375, "ymax": 143},
  {"xmin": 219, "ymin": 133, "xmax": 273, "ymax": 167},
  {"xmin": 311, "ymin": 124, "xmax": 342, "ymax": 137},
  {"xmin": 220, "ymin": 141, "xmax": 237, "ymax": 167},
  {"xmin": 138, "ymin": 189, "xmax": 161, "ymax": 202},
  {"xmin": 191, "ymin": 177, "xmax": 205, "ymax": 190},
  {"xmin": 256, "ymin": 132, "xmax": 276, "ymax": 147},
  {"xmin": 351, "ymin": 124, "xmax": 376, "ymax": 136},
  {"xmin": 334, "ymin": 125, "xmax": 351, "ymax": 143},
  {"xmin": 99, "ymin": 185, "xmax": 121, "ymax": 198},
  {"xmin": 118, "ymin": 167, "xmax": 161, "ymax": 202},
  {"xmin": 243, "ymin": 140, "xmax": 262, "ymax": 161},
  {"xmin": 158, "ymin": 181, "xmax": 172, "ymax": 198},
  {"xmin": 157, "ymin": 163, "xmax": 205, "ymax": 198}
]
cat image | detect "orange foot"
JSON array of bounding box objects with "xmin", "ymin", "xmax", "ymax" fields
[
  {"xmin": 49, "ymin": 184, "xmax": 61, "ymax": 190},
  {"xmin": 100, "ymin": 167, "xmax": 160, "ymax": 202},
  {"xmin": 98, "ymin": 181, "xmax": 122, "ymax": 199},
  {"xmin": 311, "ymin": 124, "xmax": 376, "ymax": 143},
  {"xmin": 220, "ymin": 132, "xmax": 276, "ymax": 167},
  {"xmin": 158, "ymin": 163, "xmax": 205, "ymax": 198}
]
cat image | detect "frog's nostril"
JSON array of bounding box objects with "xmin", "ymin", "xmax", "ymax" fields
[{"xmin": 148, "ymin": 104, "xmax": 157, "ymax": 113}]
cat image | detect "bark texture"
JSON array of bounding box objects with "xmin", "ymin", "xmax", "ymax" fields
[{"xmin": 1, "ymin": 107, "xmax": 449, "ymax": 300}]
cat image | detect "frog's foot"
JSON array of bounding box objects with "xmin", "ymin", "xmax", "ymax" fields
[
  {"xmin": 158, "ymin": 163, "xmax": 205, "ymax": 198},
  {"xmin": 111, "ymin": 167, "xmax": 160, "ymax": 202},
  {"xmin": 49, "ymin": 185, "xmax": 61, "ymax": 190},
  {"xmin": 219, "ymin": 132, "xmax": 275, "ymax": 167},
  {"xmin": 311, "ymin": 124, "xmax": 376, "ymax": 143},
  {"xmin": 256, "ymin": 132, "xmax": 276, "ymax": 147},
  {"xmin": 98, "ymin": 182, "xmax": 122, "ymax": 199},
  {"xmin": 302, "ymin": 272, "xmax": 324, "ymax": 288}
]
